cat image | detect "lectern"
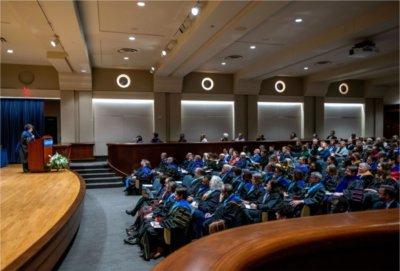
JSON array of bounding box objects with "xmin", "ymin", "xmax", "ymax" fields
[{"xmin": 28, "ymin": 135, "xmax": 53, "ymax": 172}]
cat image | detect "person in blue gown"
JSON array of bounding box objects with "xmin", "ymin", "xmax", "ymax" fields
[{"xmin": 18, "ymin": 124, "xmax": 35, "ymax": 172}]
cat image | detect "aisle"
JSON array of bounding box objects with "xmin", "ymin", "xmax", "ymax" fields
[{"xmin": 57, "ymin": 188, "xmax": 161, "ymax": 271}]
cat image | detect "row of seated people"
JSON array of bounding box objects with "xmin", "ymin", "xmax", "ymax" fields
[{"xmin": 121, "ymin": 136, "xmax": 400, "ymax": 260}]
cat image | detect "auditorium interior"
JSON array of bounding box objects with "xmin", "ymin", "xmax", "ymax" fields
[{"xmin": 1, "ymin": 1, "xmax": 399, "ymax": 270}]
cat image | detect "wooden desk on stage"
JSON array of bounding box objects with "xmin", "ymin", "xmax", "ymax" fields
[
  {"xmin": 153, "ymin": 209, "xmax": 399, "ymax": 271},
  {"xmin": 0, "ymin": 165, "xmax": 86, "ymax": 271},
  {"xmin": 108, "ymin": 140, "xmax": 305, "ymax": 175}
]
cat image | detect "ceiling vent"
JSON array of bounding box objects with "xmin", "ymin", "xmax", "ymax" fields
[
  {"xmin": 117, "ymin": 48, "xmax": 138, "ymax": 53},
  {"xmin": 315, "ymin": 60, "xmax": 332, "ymax": 65},
  {"xmin": 225, "ymin": 55, "xmax": 243, "ymax": 60}
]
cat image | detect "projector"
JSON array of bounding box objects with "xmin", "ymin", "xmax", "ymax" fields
[{"xmin": 349, "ymin": 40, "xmax": 378, "ymax": 58}]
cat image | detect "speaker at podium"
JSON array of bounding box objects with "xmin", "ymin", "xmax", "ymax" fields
[{"xmin": 28, "ymin": 135, "xmax": 53, "ymax": 172}]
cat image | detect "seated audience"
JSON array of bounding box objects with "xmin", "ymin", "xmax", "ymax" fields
[
  {"xmin": 121, "ymin": 133, "xmax": 400, "ymax": 261},
  {"xmin": 235, "ymin": 133, "xmax": 245, "ymax": 141},
  {"xmin": 200, "ymin": 134, "xmax": 208, "ymax": 143},
  {"xmin": 178, "ymin": 133, "xmax": 187, "ymax": 142},
  {"xmin": 135, "ymin": 135, "xmax": 143, "ymax": 143},
  {"xmin": 221, "ymin": 132, "xmax": 230, "ymax": 141},
  {"xmin": 151, "ymin": 132, "xmax": 163, "ymax": 143},
  {"xmin": 256, "ymin": 134, "xmax": 266, "ymax": 141}
]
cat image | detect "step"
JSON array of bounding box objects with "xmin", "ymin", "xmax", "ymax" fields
[
  {"xmin": 70, "ymin": 161, "xmax": 108, "ymax": 168},
  {"xmin": 84, "ymin": 176, "xmax": 123, "ymax": 184},
  {"xmin": 79, "ymin": 172, "xmax": 116, "ymax": 178},
  {"xmin": 73, "ymin": 168, "xmax": 111, "ymax": 174},
  {"xmin": 86, "ymin": 182, "xmax": 124, "ymax": 189}
]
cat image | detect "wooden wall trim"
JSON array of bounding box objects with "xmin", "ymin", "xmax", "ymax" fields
[{"xmin": 153, "ymin": 209, "xmax": 399, "ymax": 271}]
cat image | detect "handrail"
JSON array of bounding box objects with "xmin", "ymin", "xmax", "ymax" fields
[{"xmin": 153, "ymin": 209, "xmax": 399, "ymax": 271}]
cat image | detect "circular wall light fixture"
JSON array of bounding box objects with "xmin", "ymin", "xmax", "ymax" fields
[
  {"xmin": 201, "ymin": 77, "xmax": 214, "ymax": 91},
  {"xmin": 338, "ymin": 82, "xmax": 349, "ymax": 95},
  {"xmin": 274, "ymin": 80, "xmax": 286, "ymax": 93},
  {"xmin": 116, "ymin": 74, "xmax": 131, "ymax": 88}
]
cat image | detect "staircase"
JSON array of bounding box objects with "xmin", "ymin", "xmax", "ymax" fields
[{"xmin": 70, "ymin": 160, "xmax": 124, "ymax": 189}]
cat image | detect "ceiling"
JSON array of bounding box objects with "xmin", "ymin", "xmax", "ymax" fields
[{"xmin": 1, "ymin": 0, "xmax": 399, "ymax": 88}]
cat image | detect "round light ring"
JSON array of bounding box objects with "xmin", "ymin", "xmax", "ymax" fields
[
  {"xmin": 274, "ymin": 80, "xmax": 286, "ymax": 93},
  {"xmin": 116, "ymin": 74, "xmax": 131, "ymax": 88},
  {"xmin": 201, "ymin": 77, "xmax": 214, "ymax": 91},
  {"xmin": 338, "ymin": 82, "xmax": 349, "ymax": 95}
]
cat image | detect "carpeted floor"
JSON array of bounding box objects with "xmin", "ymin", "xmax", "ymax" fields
[{"xmin": 57, "ymin": 188, "xmax": 161, "ymax": 271}]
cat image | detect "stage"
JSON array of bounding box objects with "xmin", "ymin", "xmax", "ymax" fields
[{"xmin": 0, "ymin": 165, "xmax": 85, "ymax": 271}]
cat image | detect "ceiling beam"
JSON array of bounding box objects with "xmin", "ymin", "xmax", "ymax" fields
[
  {"xmin": 236, "ymin": 2, "xmax": 399, "ymax": 80},
  {"xmin": 156, "ymin": 1, "xmax": 291, "ymax": 77},
  {"xmin": 306, "ymin": 51, "xmax": 399, "ymax": 83}
]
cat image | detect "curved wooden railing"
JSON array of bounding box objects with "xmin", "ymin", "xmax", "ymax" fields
[{"xmin": 153, "ymin": 209, "xmax": 399, "ymax": 271}]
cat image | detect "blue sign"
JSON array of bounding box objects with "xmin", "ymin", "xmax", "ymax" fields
[{"xmin": 43, "ymin": 138, "xmax": 53, "ymax": 147}]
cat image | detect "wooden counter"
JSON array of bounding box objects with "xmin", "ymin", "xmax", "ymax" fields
[
  {"xmin": 153, "ymin": 209, "xmax": 399, "ymax": 271},
  {"xmin": 0, "ymin": 165, "xmax": 86, "ymax": 271},
  {"xmin": 108, "ymin": 140, "xmax": 304, "ymax": 175},
  {"xmin": 53, "ymin": 143, "xmax": 94, "ymax": 161}
]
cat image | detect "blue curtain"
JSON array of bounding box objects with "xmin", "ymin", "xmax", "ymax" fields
[{"xmin": 1, "ymin": 99, "xmax": 44, "ymax": 163}]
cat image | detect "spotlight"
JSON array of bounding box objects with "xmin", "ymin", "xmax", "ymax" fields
[
  {"xmin": 150, "ymin": 66, "xmax": 155, "ymax": 73},
  {"xmin": 50, "ymin": 39, "xmax": 58, "ymax": 47},
  {"xmin": 161, "ymin": 50, "xmax": 167, "ymax": 57},
  {"xmin": 124, "ymin": 56, "xmax": 129, "ymax": 60},
  {"xmin": 191, "ymin": 5, "xmax": 200, "ymax": 16},
  {"xmin": 294, "ymin": 18, "xmax": 303, "ymax": 23},
  {"xmin": 250, "ymin": 45, "xmax": 256, "ymax": 50},
  {"xmin": 221, "ymin": 62, "xmax": 226, "ymax": 66},
  {"xmin": 303, "ymin": 67, "xmax": 309, "ymax": 70},
  {"xmin": 137, "ymin": 1, "xmax": 145, "ymax": 7},
  {"xmin": 129, "ymin": 36, "xmax": 136, "ymax": 41},
  {"xmin": 6, "ymin": 49, "xmax": 13, "ymax": 54}
]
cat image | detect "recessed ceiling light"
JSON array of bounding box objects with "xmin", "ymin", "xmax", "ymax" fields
[
  {"xmin": 191, "ymin": 6, "xmax": 200, "ymax": 16},
  {"xmin": 6, "ymin": 49, "xmax": 13, "ymax": 54},
  {"xmin": 221, "ymin": 62, "xmax": 226, "ymax": 66},
  {"xmin": 81, "ymin": 69, "xmax": 87, "ymax": 73},
  {"xmin": 161, "ymin": 50, "xmax": 167, "ymax": 57},
  {"xmin": 124, "ymin": 56, "xmax": 129, "ymax": 60},
  {"xmin": 137, "ymin": 1, "xmax": 145, "ymax": 7},
  {"xmin": 250, "ymin": 45, "xmax": 256, "ymax": 50},
  {"xmin": 50, "ymin": 40, "xmax": 57, "ymax": 47},
  {"xmin": 129, "ymin": 36, "xmax": 136, "ymax": 41},
  {"xmin": 303, "ymin": 67, "xmax": 309, "ymax": 70},
  {"xmin": 295, "ymin": 18, "xmax": 303, "ymax": 23}
]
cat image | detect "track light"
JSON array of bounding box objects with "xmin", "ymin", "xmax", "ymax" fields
[
  {"xmin": 150, "ymin": 66, "xmax": 155, "ymax": 73},
  {"xmin": 161, "ymin": 50, "xmax": 167, "ymax": 57},
  {"xmin": 191, "ymin": 5, "xmax": 200, "ymax": 16},
  {"xmin": 50, "ymin": 38, "xmax": 59, "ymax": 47}
]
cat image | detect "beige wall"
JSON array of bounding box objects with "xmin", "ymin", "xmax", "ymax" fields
[
  {"xmin": 1, "ymin": 64, "xmax": 392, "ymax": 145},
  {"xmin": 182, "ymin": 72, "xmax": 233, "ymax": 94},
  {"xmin": 259, "ymin": 76, "xmax": 303, "ymax": 96},
  {"xmin": 44, "ymin": 100, "xmax": 61, "ymax": 143},
  {"xmin": 326, "ymin": 80, "xmax": 364, "ymax": 97},
  {"xmin": 1, "ymin": 64, "xmax": 59, "ymax": 90},
  {"xmin": 92, "ymin": 68, "xmax": 153, "ymax": 92}
]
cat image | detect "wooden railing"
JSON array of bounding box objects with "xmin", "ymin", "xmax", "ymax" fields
[{"xmin": 153, "ymin": 209, "xmax": 399, "ymax": 271}]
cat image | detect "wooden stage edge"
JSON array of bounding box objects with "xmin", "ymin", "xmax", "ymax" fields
[{"xmin": 0, "ymin": 165, "xmax": 86, "ymax": 271}]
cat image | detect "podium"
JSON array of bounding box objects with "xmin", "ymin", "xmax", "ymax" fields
[{"xmin": 28, "ymin": 135, "xmax": 53, "ymax": 172}]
